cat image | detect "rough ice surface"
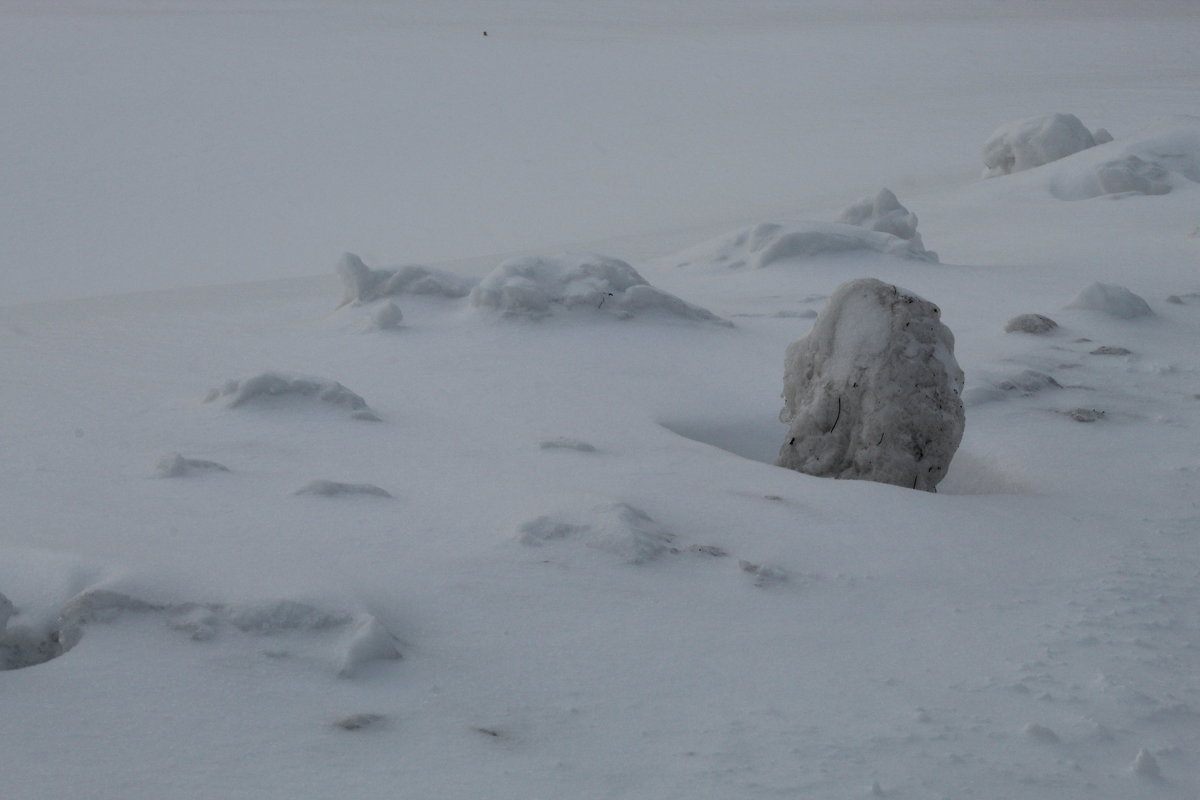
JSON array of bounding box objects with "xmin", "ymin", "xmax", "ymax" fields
[
  {"xmin": 982, "ymin": 113, "xmax": 1101, "ymax": 177},
  {"xmin": 673, "ymin": 221, "xmax": 938, "ymax": 272},
  {"xmin": 204, "ymin": 372, "xmax": 381, "ymax": 421},
  {"xmin": 518, "ymin": 502, "xmax": 677, "ymax": 564},
  {"xmin": 776, "ymin": 278, "xmax": 965, "ymax": 492},
  {"xmin": 1067, "ymin": 282, "xmax": 1154, "ymax": 319},
  {"xmin": 469, "ymin": 253, "xmax": 727, "ymax": 323},
  {"xmin": 294, "ymin": 480, "xmax": 392, "ymax": 498},
  {"xmin": 1005, "ymin": 313, "xmax": 1059, "ymax": 334},
  {"xmin": 838, "ymin": 188, "xmax": 938, "ymax": 261},
  {"xmin": 337, "ymin": 252, "xmax": 474, "ymax": 306},
  {"xmin": 155, "ymin": 452, "xmax": 231, "ymax": 478}
]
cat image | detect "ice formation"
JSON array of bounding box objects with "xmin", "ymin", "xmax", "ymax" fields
[
  {"xmin": 204, "ymin": 372, "xmax": 382, "ymax": 421},
  {"xmin": 337, "ymin": 253, "xmax": 475, "ymax": 306},
  {"xmin": 672, "ymin": 221, "xmax": 937, "ymax": 272},
  {"xmin": 469, "ymin": 253, "xmax": 727, "ymax": 323},
  {"xmin": 1004, "ymin": 313, "xmax": 1058, "ymax": 334},
  {"xmin": 1067, "ymin": 282, "xmax": 1153, "ymax": 319},
  {"xmin": 155, "ymin": 452, "xmax": 231, "ymax": 478},
  {"xmin": 776, "ymin": 278, "xmax": 964, "ymax": 492},
  {"xmin": 982, "ymin": 113, "xmax": 1105, "ymax": 177},
  {"xmin": 294, "ymin": 480, "xmax": 392, "ymax": 498},
  {"xmin": 838, "ymin": 188, "xmax": 937, "ymax": 261}
]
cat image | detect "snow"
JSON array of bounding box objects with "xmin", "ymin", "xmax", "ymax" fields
[
  {"xmin": 982, "ymin": 113, "xmax": 1104, "ymax": 177},
  {"xmin": 204, "ymin": 371, "xmax": 382, "ymax": 421},
  {"xmin": 3, "ymin": 2, "xmax": 1200, "ymax": 799},
  {"xmin": 1067, "ymin": 282, "xmax": 1154, "ymax": 319},
  {"xmin": 776, "ymin": 278, "xmax": 965, "ymax": 492},
  {"xmin": 838, "ymin": 188, "xmax": 938, "ymax": 260},
  {"xmin": 468, "ymin": 252, "xmax": 727, "ymax": 323},
  {"xmin": 1005, "ymin": 313, "xmax": 1059, "ymax": 334}
]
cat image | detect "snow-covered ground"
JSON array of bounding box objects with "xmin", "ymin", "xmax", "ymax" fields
[{"xmin": 2, "ymin": 2, "xmax": 1199, "ymax": 799}]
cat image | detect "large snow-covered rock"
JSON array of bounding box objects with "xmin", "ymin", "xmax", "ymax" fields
[
  {"xmin": 982, "ymin": 113, "xmax": 1104, "ymax": 177},
  {"xmin": 670, "ymin": 221, "xmax": 937, "ymax": 272},
  {"xmin": 204, "ymin": 372, "xmax": 381, "ymax": 421},
  {"xmin": 337, "ymin": 253, "xmax": 475, "ymax": 306},
  {"xmin": 469, "ymin": 253, "xmax": 728, "ymax": 323},
  {"xmin": 776, "ymin": 278, "xmax": 964, "ymax": 492},
  {"xmin": 838, "ymin": 188, "xmax": 937, "ymax": 261}
]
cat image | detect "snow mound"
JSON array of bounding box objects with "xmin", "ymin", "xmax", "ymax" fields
[
  {"xmin": 538, "ymin": 437, "xmax": 598, "ymax": 453},
  {"xmin": 294, "ymin": 480, "xmax": 392, "ymax": 498},
  {"xmin": 962, "ymin": 370, "xmax": 1062, "ymax": 407},
  {"xmin": 204, "ymin": 372, "xmax": 381, "ymax": 421},
  {"xmin": 671, "ymin": 221, "xmax": 937, "ymax": 272},
  {"xmin": 367, "ymin": 302, "xmax": 404, "ymax": 331},
  {"xmin": 469, "ymin": 253, "xmax": 728, "ymax": 323},
  {"xmin": 982, "ymin": 113, "xmax": 1105, "ymax": 177},
  {"xmin": 1067, "ymin": 283, "xmax": 1153, "ymax": 319},
  {"xmin": 517, "ymin": 502, "xmax": 677, "ymax": 564},
  {"xmin": 1005, "ymin": 313, "xmax": 1059, "ymax": 334},
  {"xmin": 838, "ymin": 188, "xmax": 937, "ymax": 260},
  {"xmin": 1045, "ymin": 117, "xmax": 1200, "ymax": 199},
  {"xmin": 155, "ymin": 452, "xmax": 230, "ymax": 478},
  {"xmin": 337, "ymin": 615, "xmax": 402, "ymax": 678},
  {"xmin": 777, "ymin": 278, "xmax": 965, "ymax": 492},
  {"xmin": 337, "ymin": 252, "xmax": 475, "ymax": 306}
]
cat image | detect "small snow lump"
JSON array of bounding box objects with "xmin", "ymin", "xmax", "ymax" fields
[
  {"xmin": 205, "ymin": 372, "xmax": 381, "ymax": 421},
  {"xmin": 776, "ymin": 278, "xmax": 965, "ymax": 492},
  {"xmin": 1067, "ymin": 283, "xmax": 1153, "ymax": 319}
]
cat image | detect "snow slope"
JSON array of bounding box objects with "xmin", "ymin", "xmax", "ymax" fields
[{"xmin": 3, "ymin": 3, "xmax": 1200, "ymax": 799}]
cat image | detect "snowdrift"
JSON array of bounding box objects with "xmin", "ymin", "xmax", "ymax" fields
[
  {"xmin": 469, "ymin": 253, "xmax": 729, "ymax": 323},
  {"xmin": 982, "ymin": 113, "xmax": 1110, "ymax": 177},
  {"xmin": 204, "ymin": 372, "xmax": 382, "ymax": 421}
]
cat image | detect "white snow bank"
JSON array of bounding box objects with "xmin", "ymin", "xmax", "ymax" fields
[
  {"xmin": 294, "ymin": 480, "xmax": 392, "ymax": 498},
  {"xmin": 1067, "ymin": 282, "xmax": 1154, "ymax": 319},
  {"xmin": 469, "ymin": 253, "xmax": 728, "ymax": 323},
  {"xmin": 155, "ymin": 452, "xmax": 231, "ymax": 478},
  {"xmin": 1042, "ymin": 117, "xmax": 1200, "ymax": 199},
  {"xmin": 337, "ymin": 252, "xmax": 475, "ymax": 306},
  {"xmin": 777, "ymin": 278, "xmax": 964, "ymax": 492},
  {"xmin": 204, "ymin": 372, "xmax": 381, "ymax": 421},
  {"xmin": 982, "ymin": 113, "xmax": 1106, "ymax": 177},
  {"xmin": 838, "ymin": 188, "xmax": 938, "ymax": 260},
  {"xmin": 517, "ymin": 502, "xmax": 677, "ymax": 564},
  {"xmin": 670, "ymin": 221, "xmax": 937, "ymax": 272}
]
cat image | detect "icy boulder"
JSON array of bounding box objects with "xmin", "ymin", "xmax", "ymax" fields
[
  {"xmin": 469, "ymin": 253, "xmax": 728, "ymax": 323},
  {"xmin": 982, "ymin": 113, "xmax": 1104, "ymax": 177},
  {"xmin": 1067, "ymin": 283, "xmax": 1153, "ymax": 319},
  {"xmin": 776, "ymin": 278, "xmax": 965, "ymax": 492},
  {"xmin": 337, "ymin": 253, "xmax": 474, "ymax": 306},
  {"xmin": 838, "ymin": 188, "xmax": 937, "ymax": 261},
  {"xmin": 204, "ymin": 372, "xmax": 381, "ymax": 421}
]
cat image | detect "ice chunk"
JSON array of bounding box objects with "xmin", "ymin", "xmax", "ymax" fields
[
  {"xmin": 1004, "ymin": 314, "xmax": 1058, "ymax": 334},
  {"xmin": 205, "ymin": 372, "xmax": 381, "ymax": 421},
  {"xmin": 776, "ymin": 278, "xmax": 964, "ymax": 492},
  {"xmin": 337, "ymin": 252, "xmax": 474, "ymax": 306},
  {"xmin": 155, "ymin": 452, "xmax": 231, "ymax": 478},
  {"xmin": 470, "ymin": 253, "xmax": 727, "ymax": 323},
  {"xmin": 294, "ymin": 480, "xmax": 392, "ymax": 498},
  {"xmin": 838, "ymin": 188, "xmax": 936, "ymax": 260},
  {"xmin": 982, "ymin": 113, "xmax": 1099, "ymax": 177},
  {"xmin": 1067, "ymin": 283, "xmax": 1153, "ymax": 319}
]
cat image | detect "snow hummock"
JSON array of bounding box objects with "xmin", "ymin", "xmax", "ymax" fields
[
  {"xmin": 670, "ymin": 220, "xmax": 937, "ymax": 272},
  {"xmin": 838, "ymin": 188, "xmax": 938, "ymax": 261},
  {"xmin": 517, "ymin": 502, "xmax": 677, "ymax": 564},
  {"xmin": 155, "ymin": 452, "xmax": 231, "ymax": 478},
  {"xmin": 777, "ymin": 278, "xmax": 965, "ymax": 492},
  {"xmin": 204, "ymin": 372, "xmax": 382, "ymax": 421},
  {"xmin": 294, "ymin": 480, "xmax": 392, "ymax": 498},
  {"xmin": 1005, "ymin": 313, "xmax": 1059, "ymax": 334},
  {"xmin": 1067, "ymin": 283, "xmax": 1154, "ymax": 319},
  {"xmin": 337, "ymin": 252, "xmax": 475, "ymax": 306},
  {"xmin": 1131, "ymin": 748, "xmax": 1162, "ymax": 779},
  {"xmin": 982, "ymin": 113, "xmax": 1105, "ymax": 177},
  {"xmin": 469, "ymin": 253, "xmax": 728, "ymax": 323},
  {"xmin": 367, "ymin": 301, "xmax": 404, "ymax": 331}
]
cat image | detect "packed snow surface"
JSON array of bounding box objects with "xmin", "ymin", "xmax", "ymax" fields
[{"xmin": 3, "ymin": 3, "xmax": 1200, "ymax": 800}]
